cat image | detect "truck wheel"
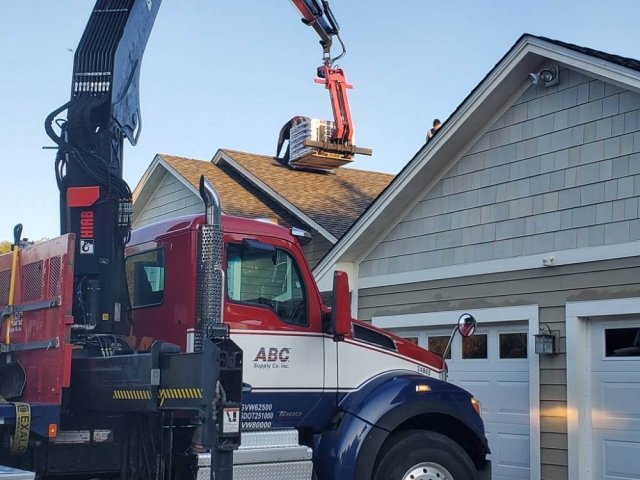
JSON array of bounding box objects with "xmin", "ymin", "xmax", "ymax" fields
[{"xmin": 373, "ymin": 429, "xmax": 477, "ymax": 480}]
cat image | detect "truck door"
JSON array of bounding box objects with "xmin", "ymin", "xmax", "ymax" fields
[{"xmin": 223, "ymin": 236, "xmax": 325, "ymax": 431}]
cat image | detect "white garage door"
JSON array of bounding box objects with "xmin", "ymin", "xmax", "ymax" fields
[
  {"xmin": 400, "ymin": 322, "xmax": 530, "ymax": 480},
  {"xmin": 590, "ymin": 318, "xmax": 640, "ymax": 480}
]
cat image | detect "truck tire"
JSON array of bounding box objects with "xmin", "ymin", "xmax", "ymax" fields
[{"xmin": 373, "ymin": 429, "xmax": 477, "ymax": 480}]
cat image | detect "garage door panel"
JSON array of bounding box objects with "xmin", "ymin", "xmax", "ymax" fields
[
  {"xmin": 591, "ymin": 430, "xmax": 640, "ymax": 480},
  {"xmin": 484, "ymin": 425, "xmax": 530, "ymax": 480},
  {"xmin": 496, "ymin": 379, "xmax": 529, "ymax": 415},
  {"xmin": 593, "ymin": 359, "xmax": 640, "ymax": 373},
  {"xmin": 591, "ymin": 377, "xmax": 640, "ymax": 431},
  {"xmin": 495, "ymin": 430, "xmax": 530, "ymax": 470},
  {"xmin": 450, "ymin": 373, "xmax": 529, "ymax": 426},
  {"xmin": 589, "ymin": 318, "xmax": 640, "ymax": 480}
]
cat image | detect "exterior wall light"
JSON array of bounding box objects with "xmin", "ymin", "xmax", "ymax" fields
[
  {"xmin": 534, "ymin": 323, "xmax": 559, "ymax": 354},
  {"xmin": 528, "ymin": 65, "xmax": 559, "ymax": 87}
]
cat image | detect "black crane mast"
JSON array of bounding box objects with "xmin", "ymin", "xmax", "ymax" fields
[{"xmin": 45, "ymin": 0, "xmax": 161, "ymax": 336}]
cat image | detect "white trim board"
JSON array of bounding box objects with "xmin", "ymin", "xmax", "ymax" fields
[
  {"xmin": 565, "ymin": 297, "xmax": 640, "ymax": 480},
  {"xmin": 358, "ymin": 240, "xmax": 640, "ymax": 289},
  {"xmin": 372, "ymin": 305, "xmax": 541, "ymax": 480}
]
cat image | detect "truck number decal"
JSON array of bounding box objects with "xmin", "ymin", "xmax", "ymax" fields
[
  {"xmin": 417, "ymin": 365, "xmax": 432, "ymax": 376},
  {"xmin": 241, "ymin": 421, "xmax": 272, "ymax": 429},
  {"xmin": 241, "ymin": 411, "xmax": 274, "ymax": 420},
  {"xmin": 243, "ymin": 403, "xmax": 273, "ymax": 412},
  {"xmin": 242, "ymin": 403, "xmax": 274, "ymax": 429}
]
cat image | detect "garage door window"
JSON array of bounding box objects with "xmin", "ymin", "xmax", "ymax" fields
[
  {"xmin": 462, "ymin": 334, "xmax": 487, "ymax": 359},
  {"xmin": 428, "ymin": 336, "xmax": 451, "ymax": 359},
  {"xmin": 499, "ymin": 332, "xmax": 528, "ymax": 359},
  {"xmin": 604, "ymin": 327, "xmax": 640, "ymax": 357}
]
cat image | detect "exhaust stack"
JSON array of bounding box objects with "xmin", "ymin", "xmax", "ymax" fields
[
  {"xmin": 194, "ymin": 175, "xmax": 225, "ymax": 352},
  {"xmin": 199, "ymin": 175, "xmax": 222, "ymax": 226}
]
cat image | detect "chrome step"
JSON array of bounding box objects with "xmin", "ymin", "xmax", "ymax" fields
[
  {"xmin": 195, "ymin": 429, "xmax": 313, "ymax": 480},
  {"xmin": 238, "ymin": 429, "xmax": 301, "ymax": 450}
]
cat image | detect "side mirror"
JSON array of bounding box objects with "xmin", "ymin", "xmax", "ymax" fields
[
  {"xmin": 331, "ymin": 271, "xmax": 352, "ymax": 340},
  {"xmin": 457, "ymin": 313, "xmax": 477, "ymax": 338},
  {"xmin": 441, "ymin": 313, "xmax": 477, "ymax": 361}
]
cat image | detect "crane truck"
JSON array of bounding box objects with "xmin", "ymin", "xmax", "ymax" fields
[{"xmin": 0, "ymin": 1, "xmax": 492, "ymax": 479}]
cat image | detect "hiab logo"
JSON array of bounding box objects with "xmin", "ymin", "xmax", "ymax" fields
[{"xmin": 253, "ymin": 347, "xmax": 291, "ymax": 370}]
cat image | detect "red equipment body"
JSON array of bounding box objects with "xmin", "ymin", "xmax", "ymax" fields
[{"xmin": 0, "ymin": 235, "xmax": 75, "ymax": 406}]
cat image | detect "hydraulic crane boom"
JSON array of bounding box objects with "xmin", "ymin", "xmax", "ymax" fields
[{"xmin": 288, "ymin": 0, "xmax": 371, "ymax": 160}]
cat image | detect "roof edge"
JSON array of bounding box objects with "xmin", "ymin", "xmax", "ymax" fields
[
  {"xmin": 132, "ymin": 154, "xmax": 163, "ymax": 204},
  {"xmin": 155, "ymin": 154, "xmax": 203, "ymax": 198}
]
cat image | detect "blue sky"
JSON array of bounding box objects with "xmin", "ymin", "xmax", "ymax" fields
[{"xmin": 1, "ymin": 0, "xmax": 639, "ymax": 242}]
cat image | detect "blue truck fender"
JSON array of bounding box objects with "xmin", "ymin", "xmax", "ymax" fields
[{"xmin": 313, "ymin": 370, "xmax": 491, "ymax": 480}]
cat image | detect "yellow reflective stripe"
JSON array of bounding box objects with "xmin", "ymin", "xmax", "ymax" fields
[
  {"xmin": 112, "ymin": 390, "xmax": 152, "ymax": 400},
  {"xmin": 157, "ymin": 388, "xmax": 202, "ymax": 400}
]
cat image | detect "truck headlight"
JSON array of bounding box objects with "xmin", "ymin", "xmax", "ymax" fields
[{"xmin": 471, "ymin": 397, "xmax": 482, "ymax": 418}]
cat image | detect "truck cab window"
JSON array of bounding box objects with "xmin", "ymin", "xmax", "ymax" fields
[
  {"xmin": 125, "ymin": 249, "xmax": 165, "ymax": 308},
  {"xmin": 226, "ymin": 242, "xmax": 308, "ymax": 327}
]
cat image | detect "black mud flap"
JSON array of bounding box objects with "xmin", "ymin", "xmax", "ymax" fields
[{"xmin": 0, "ymin": 360, "xmax": 26, "ymax": 400}]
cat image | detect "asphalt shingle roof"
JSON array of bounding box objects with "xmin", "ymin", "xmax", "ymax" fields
[
  {"xmin": 160, "ymin": 151, "xmax": 394, "ymax": 240},
  {"xmin": 531, "ymin": 34, "xmax": 640, "ymax": 73},
  {"xmin": 220, "ymin": 149, "xmax": 395, "ymax": 239},
  {"xmin": 159, "ymin": 154, "xmax": 304, "ymax": 229}
]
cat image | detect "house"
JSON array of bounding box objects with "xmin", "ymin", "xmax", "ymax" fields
[
  {"xmin": 132, "ymin": 148, "xmax": 394, "ymax": 269},
  {"xmin": 312, "ymin": 34, "xmax": 640, "ymax": 480}
]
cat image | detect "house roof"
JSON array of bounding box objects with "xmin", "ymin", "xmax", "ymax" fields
[
  {"xmin": 534, "ymin": 35, "xmax": 640, "ymax": 73},
  {"xmin": 159, "ymin": 154, "xmax": 304, "ymax": 227},
  {"xmin": 214, "ymin": 149, "xmax": 395, "ymax": 241},
  {"xmin": 132, "ymin": 149, "xmax": 394, "ymax": 243},
  {"xmin": 312, "ymin": 33, "xmax": 640, "ymax": 284}
]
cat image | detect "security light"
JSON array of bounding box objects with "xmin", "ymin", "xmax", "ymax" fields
[{"xmin": 528, "ymin": 65, "xmax": 559, "ymax": 87}]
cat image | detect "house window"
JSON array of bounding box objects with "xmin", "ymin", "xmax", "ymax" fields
[
  {"xmin": 402, "ymin": 337, "xmax": 419, "ymax": 345},
  {"xmin": 462, "ymin": 334, "xmax": 488, "ymax": 359},
  {"xmin": 125, "ymin": 249, "xmax": 165, "ymax": 308},
  {"xmin": 605, "ymin": 327, "xmax": 640, "ymax": 357},
  {"xmin": 428, "ymin": 335, "xmax": 451, "ymax": 359},
  {"xmin": 500, "ymin": 333, "xmax": 528, "ymax": 359},
  {"xmin": 226, "ymin": 242, "xmax": 308, "ymax": 327}
]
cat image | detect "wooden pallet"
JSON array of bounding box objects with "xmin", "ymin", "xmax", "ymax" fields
[{"xmin": 288, "ymin": 140, "xmax": 372, "ymax": 171}]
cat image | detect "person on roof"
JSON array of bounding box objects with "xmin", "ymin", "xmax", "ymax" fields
[
  {"xmin": 426, "ymin": 118, "xmax": 441, "ymax": 142},
  {"xmin": 276, "ymin": 115, "xmax": 311, "ymax": 165}
]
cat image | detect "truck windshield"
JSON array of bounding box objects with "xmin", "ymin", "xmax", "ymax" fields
[{"xmin": 226, "ymin": 243, "xmax": 307, "ymax": 327}]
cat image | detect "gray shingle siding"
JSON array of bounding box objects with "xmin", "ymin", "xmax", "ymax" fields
[
  {"xmin": 360, "ymin": 67, "xmax": 640, "ymax": 278},
  {"xmin": 302, "ymin": 234, "xmax": 333, "ymax": 269},
  {"xmin": 134, "ymin": 172, "xmax": 203, "ymax": 229}
]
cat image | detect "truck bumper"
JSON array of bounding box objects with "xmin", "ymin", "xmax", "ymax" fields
[{"xmin": 476, "ymin": 459, "xmax": 491, "ymax": 480}]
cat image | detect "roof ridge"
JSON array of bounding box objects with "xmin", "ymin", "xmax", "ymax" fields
[
  {"xmin": 158, "ymin": 153, "xmax": 210, "ymax": 163},
  {"xmin": 522, "ymin": 32, "xmax": 640, "ymax": 72}
]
